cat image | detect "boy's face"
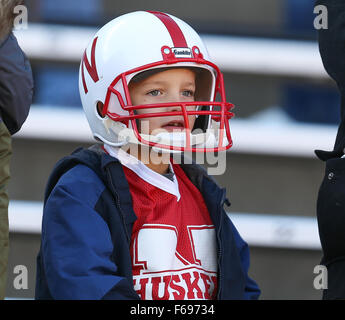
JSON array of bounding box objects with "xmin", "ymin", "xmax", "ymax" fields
[{"xmin": 128, "ymin": 68, "xmax": 197, "ymax": 136}]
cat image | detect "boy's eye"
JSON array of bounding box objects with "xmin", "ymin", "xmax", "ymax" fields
[
  {"xmin": 147, "ymin": 90, "xmax": 161, "ymax": 96},
  {"xmin": 182, "ymin": 90, "xmax": 194, "ymax": 97}
]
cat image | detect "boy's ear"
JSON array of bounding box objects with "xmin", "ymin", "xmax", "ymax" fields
[{"xmin": 97, "ymin": 101, "xmax": 105, "ymax": 118}]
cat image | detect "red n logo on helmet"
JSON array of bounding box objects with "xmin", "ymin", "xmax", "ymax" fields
[
  {"xmin": 147, "ymin": 11, "xmax": 188, "ymax": 48},
  {"xmin": 81, "ymin": 37, "xmax": 99, "ymax": 94}
]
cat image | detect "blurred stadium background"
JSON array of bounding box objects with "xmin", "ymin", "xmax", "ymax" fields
[{"xmin": 7, "ymin": 0, "xmax": 336, "ymax": 299}]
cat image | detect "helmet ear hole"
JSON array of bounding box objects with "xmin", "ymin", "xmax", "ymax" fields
[{"xmin": 96, "ymin": 101, "xmax": 106, "ymax": 118}]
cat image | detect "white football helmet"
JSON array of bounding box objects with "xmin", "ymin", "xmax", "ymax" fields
[{"xmin": 79, "ymin": 10, "xmax": 234, "ymax": 152}]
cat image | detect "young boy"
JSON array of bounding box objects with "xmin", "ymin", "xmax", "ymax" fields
[{"xmin": 35, "ymin": 11, "xmax": 260, "ymax": 300}]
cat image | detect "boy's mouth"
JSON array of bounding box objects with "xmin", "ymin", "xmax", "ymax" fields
[{"xmin": 161, "ymin": 120, "xmax": 185, "ymax": 132}]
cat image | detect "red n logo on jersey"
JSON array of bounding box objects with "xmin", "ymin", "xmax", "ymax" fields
[{"xmin": 81, "ymin": 37, "xmax": 99, "ymax": 94}]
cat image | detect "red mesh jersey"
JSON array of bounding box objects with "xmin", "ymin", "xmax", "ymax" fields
[{"xmin": 123, "ymin": 163, "xmax": 218, "ymax": 300}]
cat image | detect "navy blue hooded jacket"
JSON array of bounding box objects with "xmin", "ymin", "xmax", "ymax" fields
[{"xmin": 35, "ymin": 144, "xmax": 260, "ymax": 300}]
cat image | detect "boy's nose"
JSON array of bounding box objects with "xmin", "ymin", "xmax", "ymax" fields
[
  {"xmin": 163, "ymin": 97, "xmax": 182, "ymax": 112},
  {"xmin": 165, "ymin": 104, "xmax": 181, "ymax": 112}
]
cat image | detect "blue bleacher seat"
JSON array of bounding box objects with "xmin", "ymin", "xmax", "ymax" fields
[
  {"xmin": 282, "ymin": 84, "xmax": 341, "ymax": 125},
  {"xmin": 39, "ymin": 0, "xmax": 102, "ymax": 25},
  {"xmin": 282, "ymin": 0, "xmax": 335, "ymax": 124},
  {"xmin": 34, "ymin": 66, "xmax": 82, "ymax": 108},
  {"xmin": 284, "ymin": 0, "xmax": 316, "ymax": 38}
]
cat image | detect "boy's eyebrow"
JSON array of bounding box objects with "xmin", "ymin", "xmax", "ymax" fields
[
  {"xmin": 141, "ymin": 80, "xmax": 196, "ymax": 87},
  {"xmin": 183, "ymin": 81, "xmax": 196, "ymax": 87},
  {"xmin": 141, "ymin": 80, "xmax": 167, "ymax": 86}
]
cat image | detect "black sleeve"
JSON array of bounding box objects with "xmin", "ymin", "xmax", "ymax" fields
[
  {"xmin": 314, "ymin": 0, "xmax": 345, "ymax": 300},
  {"xmin": 314, "ymin": 0, "xmax": 345, "ymax": 159},
  {"xmin": 322, "ymin": 259, "xmax": 345, "ymax": 299},
  {"xmin": 316, "ymin": 0, "xmax": 345, "ymax": 89},
  {"xmin": 0, "ymin": 33, "xmax": 33, "ymax": 135}
]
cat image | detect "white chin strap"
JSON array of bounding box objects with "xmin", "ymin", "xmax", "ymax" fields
[{"xmin": 105, "ymin": 119, "xmax": 223, "ymax": 153}]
